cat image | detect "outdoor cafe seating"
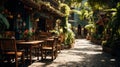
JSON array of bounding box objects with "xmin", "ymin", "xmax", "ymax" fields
[
  {"xmin": 0, "ymin": 31, "xmax": 62, "ymax": 67},
  {"xmin": 41, "ymin": 37, "xmax": 58, "ymax": 60},
  {"xmin": 0, "ymin": 38, "xmax": 25, "ymax": 67}
]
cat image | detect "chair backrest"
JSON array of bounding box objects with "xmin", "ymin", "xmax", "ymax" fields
[
  {"xmin": 0, "ymin": 38, "xmax": 17, "ymax": 53},
  {"xmin": 4, "ymin": 31, "xmax": 15, "ymax": 38},
  {"xmin": 43, "ymin": 38, "xmax": 56, "ymax": 48},
  {"xmin": 39, "ymin": 35, "xmax": 47, "ymax": 40},
  {"xmin": 54, "ymin": 37, "xmax": 58, "ymax": 45}
]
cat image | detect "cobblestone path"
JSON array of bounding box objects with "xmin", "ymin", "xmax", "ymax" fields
[{"xmin": 29, "ymin": 39, "xmax": 116, "ymax": 67}]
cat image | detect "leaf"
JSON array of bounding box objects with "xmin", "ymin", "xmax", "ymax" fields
[{"xmin": 0, "ymin": 14, "xmax": 9, "ymax": 29}]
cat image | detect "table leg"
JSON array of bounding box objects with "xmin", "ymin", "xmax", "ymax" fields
[
  {"xmin": 30, "ymin": 46, "xmax": 32, "ymax": 64},
  {"xmin": 37, "ymin": 47, "xmax": 39, "ymax": 60}
]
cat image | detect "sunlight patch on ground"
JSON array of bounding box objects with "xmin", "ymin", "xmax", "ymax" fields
[
  {"xmin": 82, "ymin": 51, "xmax": 102, "ymax": 54},
  {"xmin": 68, "ymin": 50, "xmax": 102, "ymax": 55},
  {"xmin": 55, "ymin": 50, "xmax": 85, "ymax": 62},
  {"xmin": 28, "ymin": 39, "xmax": 114, "ymax": 67},
  {"xmin": 110, "ymin": 59, "xmax": 116, "ymax": 62},
  {"xmin": 28, "ymin": 63, "xmax": 46, "ymax": 67}
]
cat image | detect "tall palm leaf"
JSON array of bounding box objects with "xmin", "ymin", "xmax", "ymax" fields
[{"xmin": 0, "ymin": 13, "xmax": 9, "ymax": 31}]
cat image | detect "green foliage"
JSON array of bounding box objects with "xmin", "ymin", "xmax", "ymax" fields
[
  {"xmin": 92, "ymin": 33, "xmax": 102, "ymax": 40},
  {"xmin": 61, "ymin": 17, "xmax": 75, "ymax": 45},
  {"xmin": 71, "ymin": 1, "xmax": 94, "ymax": 24},
  {"xmin": 50, "ymin": 30, "xmax": 59, "ymax": 36},
  {"xmin": 61, "ymin": 0, "xmax": 82, "ymax": 7},
  {"xmin": 88, "ymin": 0, "xmax": 119, "ymax": 10},
  {"xmin": 64, "ymin": 27, "xmax": 75, "ymax": 45},
  {"xmin": 109, "ymin": 2, "xmax": 120, "ymax": 40},
  {"xmin": 22, "ymin": 29, "xmax": 34, "ymax": 40},
  {"xmin": 0, "ymin": 13, "xmax": 9, "ymax": 31},
  {"xmin": 59, "ymin": 3, "xmax": 71, "ymax": 16},
  {"xmin": 59, "ymin": 3, "xmax": 75, "ymax": 45},
  {"xmin": 85, "ymin": 24, "xmax": 96, "ymax": 33},
  {"xmin": 101, "ymin": 2, "xmax": 120, "ymax": 48}
]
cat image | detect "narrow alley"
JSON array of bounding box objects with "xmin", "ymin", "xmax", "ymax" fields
[
  {"xmin": 1, "ymin": 0, "xmax": 120, "ymax": 67},
  {"xmin": 29, "ymin": 39, "xmax": 115, "ymax": 67}
]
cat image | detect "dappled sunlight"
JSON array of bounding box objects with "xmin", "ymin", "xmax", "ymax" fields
[
  {"xmin": 29, "ymin": 63, "xmax": 46, "ymax": 67},
  {"xmin": 29, "ymin": 39, "xmax": 115, "ymax": 67},
  {"xmin": 110, "ymin": 59, "xmax": 116, "ymax": 62},
  {"xmin": 1, "ymin": 0, "xmax": 119, "ymax": 67},
  {"xmin": 80, "ymin": 51, "xmax": 102, "ymax": 54}
]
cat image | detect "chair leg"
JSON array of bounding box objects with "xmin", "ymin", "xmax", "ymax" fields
[
  {"xmin": 41, "ymin": 50, "xmax": 43, "ymax": 60},
  {"xmin": 55, "ymin": 50, "xmax": 57, "ymax": 58},
  {"xmin": 41, "ymin": 50, "xmax": 46, "ymax": 60},
  {"xmin": 21, "ymin": 54, "xmax": 25, "ymax": 65},
  {"xmin": 36, "ymin": 48, "xmax": 39, "ymax": 60},
  {"xmin": 15, "ymin": 56, "xmax": 18, "ymax": 67},
  {"xmin": 45, "ymin": 51, "xmax": 47, "ymax": 59},
  {"xmin": 52, "ymin": 51, "xmax": 54, "ymax": 60}
]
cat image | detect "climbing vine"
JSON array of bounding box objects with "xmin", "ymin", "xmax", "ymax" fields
[{"xmin": 59, "ymin": 3, "xmax": 75, "ymax": 46}]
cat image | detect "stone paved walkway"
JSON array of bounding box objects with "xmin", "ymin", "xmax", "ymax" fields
[{"xmin": 29, "ymin": 39, "xmax": 116, "ymax": 67}]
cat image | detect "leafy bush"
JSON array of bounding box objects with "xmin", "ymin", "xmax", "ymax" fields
[{"xmin": 64, "ymin": 28, "xmax": 75, "ymax": 45}]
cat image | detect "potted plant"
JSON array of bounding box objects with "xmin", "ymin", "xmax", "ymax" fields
[{"xmin": 22, "ymin": 29, "xmax": 34, "ymax": 41}]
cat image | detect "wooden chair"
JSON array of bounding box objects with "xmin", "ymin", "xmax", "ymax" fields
[
  {"xmin": 30, "ymin": 34, "xmax": 46, "ymax": 60},
  {"xmin": 4, "ymin": 31, "xmax": 15, "ymax": 38},
  {"xmin": 56, "ymin": 37, "xmax": 62, "ymax": 53},
  {"xmin": 0, "ymin": 38, "xmax": 24, "ymax": 67},
  {"xmin": 41, "ymin": 38, "xmax": 57, "ymax": 60}
]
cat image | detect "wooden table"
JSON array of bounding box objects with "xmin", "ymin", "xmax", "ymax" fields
[
  {"xmin": 46, "ymin": 38, "xmax": 54, "ymax": 41},
  {"xmin": 16, "ymin": 40, "xmax": 44, "ymax": 64}
]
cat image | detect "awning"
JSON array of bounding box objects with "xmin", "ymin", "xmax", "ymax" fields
[
  {"xmin": 33, "ymin": 12, "xmax": 49, "ymax": 19},
  {"xmin": 20, "ymin": 0, "xmax": 65, "ymax": 18}
]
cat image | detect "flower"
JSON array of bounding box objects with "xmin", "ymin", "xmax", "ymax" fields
[
  {"xmin": 22, "ymin": 29, "xmax": 33, "ymax": 40},
  {"xmin": 24, "ymin": 29, "xmax": 29, "ymax": 35}
]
